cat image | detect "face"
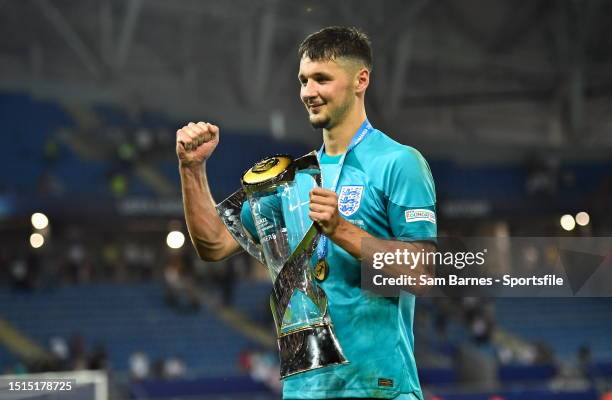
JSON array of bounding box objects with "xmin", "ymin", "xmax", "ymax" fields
[{"xmin": 298, "ymin": 57, "xmax": 356, "ymax": 129}]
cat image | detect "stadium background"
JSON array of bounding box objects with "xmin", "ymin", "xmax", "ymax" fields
[{"xmin": 1, "ymin": 0, "xmax": 611, "ymax": 399}]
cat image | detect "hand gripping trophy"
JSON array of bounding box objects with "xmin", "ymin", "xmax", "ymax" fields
[{"xmin": 216, "ymin": 151, "xmax": 348, "ymax": 378}]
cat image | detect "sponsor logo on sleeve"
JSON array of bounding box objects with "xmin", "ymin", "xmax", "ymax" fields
[
  {"xmin": 405, "ymin": 209, "xmax": 436, "ymax": 224},
  {"xmin": 378, "ymin": 378, "xmax": 394, "ymax": 387}
]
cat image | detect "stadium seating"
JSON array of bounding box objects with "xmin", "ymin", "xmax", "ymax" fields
[
  {"xmin": 2, "ymin": 91, "xmax": 611, "ymax": 211},
  {"xmin": 495, "ymin": 298, "xmax": 612, "ymax": 360},
  {"xmin": 0, "ymin": 283, "xmax": 261, "ymax": 376}
]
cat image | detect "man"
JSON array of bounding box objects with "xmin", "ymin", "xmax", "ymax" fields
[{"xmin": 177, "ymin": 26, "xmax": 436, "ymax": 400}]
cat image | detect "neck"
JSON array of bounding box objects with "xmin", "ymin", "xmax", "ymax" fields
[{"xmin": 323, "ymin": 105, "xmax": 367, "ymax": 156}]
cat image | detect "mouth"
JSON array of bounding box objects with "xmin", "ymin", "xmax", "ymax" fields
[{"xmin": 308, "ymin": 103, "xmax": 325, "ymax": 113}]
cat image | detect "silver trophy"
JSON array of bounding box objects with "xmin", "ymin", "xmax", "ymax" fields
[{"xmin": 216, "ymin": 151, "xmax": 348, "ymax": 378}]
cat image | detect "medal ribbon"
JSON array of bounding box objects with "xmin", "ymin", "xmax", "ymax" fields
[{"xmin": 315, "ymin": 119, "xmax": 374, "ymax": 263}]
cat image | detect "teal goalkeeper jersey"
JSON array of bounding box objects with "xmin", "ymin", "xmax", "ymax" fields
[{"xmin": 241, "ymin": 125, "xmax": 437, "ymax": 399}]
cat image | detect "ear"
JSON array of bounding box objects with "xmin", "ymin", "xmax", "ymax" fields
[{"xmin": 355, "ymin": 67, "xmax": 369, "ymax": 94}]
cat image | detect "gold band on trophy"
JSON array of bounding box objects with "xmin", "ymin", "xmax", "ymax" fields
[{"xmin": 242, "ymin": 155, "xmax": 292, "ymax": 185}]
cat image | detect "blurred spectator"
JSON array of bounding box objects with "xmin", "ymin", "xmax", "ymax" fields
[
  {"xmin": 49, "ymin": 336, "xmax": 69, "ymax": 370},
  {"xmin": 9, "ymin": 257, "xmax": 30, "ymax": 290},
  {"xmin": 239, "ymin": 349, "xmax": 281, "ymax": 394},
  {"xmin": 525, "ymin": 154, "xmax": 560, "ymax": 198},
  {"xmin": 163, "ymin": 256, "xmax": 201, "ymax": 312},
  {"xmin": 238, "ymin": 349, "xmax": 253, "ymax": 372},
  {"xmin": 43, "ymin": 137, "xmax": 60, "ymax": 165},
  {"xmin": 8, "ymin": 252, "xmax": 40, "ymax": 290},
  {"xmin": 140, "ymin": 246, "xmax": 156, "ymax": 280},
  {"xmin": 433, "ymin": 299, "xmax": 451, "ymax": 341},
  {"xmin": 164, "ymin": 259, "xmax": 183, "ymax": 307},
  {"xmin": 461, "ymin": 298, "xmax": 495, "ymax": 345},
  {"xmin": 66, "ymin": 242, "xmax": 85, "ymax": 282},
  {"xmin": 219, "ymin": 257, "xmax": 236, "ymax": 306},
  {"xmin": 89, "ymin": 343, "xmax": 108, "ymax": 371},
  {"xmin": 163, "ymin": 356, "xmax": 186, "ymax": 379},
  {"xmin": 109, "ymin": 173, "xmax": 128, "ymax": 197},
  {"xmin": 497, "ymin": 346, "xmax": 513, "ymax": 364},
  {"xmin": 124, "ymin": 243, "xmax": 155, "ymax": 281},
  {"xmin": 5, "ymin": 362, "xmax": 28, "ymax": 375},
  {"xmin": 462, "ymin": 297, "xmax": 480, "ymax": 322},
  {"xmin": 129, "ymin": 352, "xmax": 150, "ymax": 381},
  {"xmin": 470, "ymin": 314, "xmax": 492, "ymax": 345},
  {"xmin": 124, "ymin": 242, "xmax": 141, "ymax": 278},
  {"xmin": 534, "ymin": 341, "xmax": 555, "ymax": 364},
  {"xmin": 69, "ymin": 333, "xmax": 87, "ymax": 370},
  {"xmin": 102, "ymin": 241, "xmax": 127, "ymax": 282},
  {"xmin": 135, "ymin": 128, "xmax": 154, "ymax": 154},
  {"xmin": 577, "ymin": 345, "xmax": 591, "ymax": 375},
  {"xmin": 117, "ymin": 142, "xmax": 135, "ymax": 166}
]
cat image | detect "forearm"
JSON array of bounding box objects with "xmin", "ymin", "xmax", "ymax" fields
[
  {"xmin": 180, "ymin": 163, "xmax": 239, "ymax": 261},
  {"xmin": 328, "ymin": 218, "xmax": 373, "ymax": 260},
  {"xmin": 368, "ymin": 238, "xmax": 436, "ymax": 295},
  {"xmin": 330, "ymin": 218, "xmax": 435, "ymax": 295}
]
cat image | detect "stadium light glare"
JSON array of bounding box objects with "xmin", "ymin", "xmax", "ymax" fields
[
  {"xmin": 575, "ymin": 211, "xmax": 590, "ymax": 226},
  {"xmin": 31, "ymin": 212, "xmax": 49, "ymax": 230},
  {"xmin": 30, "ymin": 233, "xmax": 45, "ymax": 248},
  {"xmin": 560, "ymin": 214, "xmax": 576, "ymax": 231},
  {"xmin": 166, "ymin": 231, "xmax": 185, "ymax": 249}
]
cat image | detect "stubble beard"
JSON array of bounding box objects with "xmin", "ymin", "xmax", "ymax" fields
[
  {"xmin": 308, "ymin": 97, "xmax": 352, "ymax": 130},
  {"xmin": 309, "ymin": 114, "xmax": 331, "ymax": 129}
]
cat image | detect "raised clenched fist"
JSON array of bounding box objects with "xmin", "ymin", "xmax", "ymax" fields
[{"xmin": 176, "ymin": 121, "xmax": 220, "ymax": 167}]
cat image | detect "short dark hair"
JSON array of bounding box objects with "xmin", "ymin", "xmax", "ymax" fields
[{"xmin": 298, "ymin": 26, "xmax": 373, "ymax": 71}]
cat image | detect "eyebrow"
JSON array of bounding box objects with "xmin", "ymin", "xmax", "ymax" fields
[{"xmin": 298, "ymin": 72, "xmax": 333, "ymax": 81}]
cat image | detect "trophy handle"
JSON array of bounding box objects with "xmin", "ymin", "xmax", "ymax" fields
[
  {"xmin": 215, "ymin": 189, "xmax": 265, "ymax": 264},
  {"xmin": 293, "ymin": 151, "xmax": 322, "ymax": 188}
]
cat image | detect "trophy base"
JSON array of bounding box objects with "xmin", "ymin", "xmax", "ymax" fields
[{"xmin": 278, "ymin": 323, "xmax": 348, "ymax": 378}]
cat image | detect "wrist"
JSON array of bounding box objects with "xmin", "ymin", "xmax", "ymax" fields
[
  {"xmin": 179, "ymin": 161, "xmax": 205, "ymax": 173},
  {"xmin": 329, "ymin": 217, "xmax": 349, "ymax": 242}
]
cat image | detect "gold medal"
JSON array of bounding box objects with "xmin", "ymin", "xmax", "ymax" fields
[{"xmin": 314, "ymin": 259, "xmax": 329, "ymax": 282}]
